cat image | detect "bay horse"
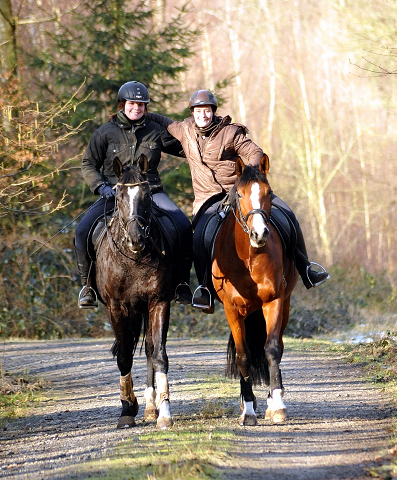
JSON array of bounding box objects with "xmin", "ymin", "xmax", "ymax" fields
[
  {"xmin": 95, "ymin": 155, "xmax": 176, "ymax": 429},
  {"xmin": 212, "ymin": 155, "xmax": 299, "ymax": 426}
]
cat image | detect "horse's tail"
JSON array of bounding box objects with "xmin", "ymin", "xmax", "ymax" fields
[
  {"xmin": 110, "ymin": 311, "xmax": 148, "ymax": 358},
  {"xmin": 226, "ymin": 310, "xmax": 270, "ymax": 386}
]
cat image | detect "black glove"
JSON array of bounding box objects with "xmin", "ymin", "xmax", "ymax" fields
[{"xmin": 98, "ymin": 184, "xmax": 115, "ymax": 199}]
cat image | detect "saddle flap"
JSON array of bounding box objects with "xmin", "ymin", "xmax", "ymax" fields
[{"xmin": 270, "ymin": 205, "xmax": 297, "ymax": 255}]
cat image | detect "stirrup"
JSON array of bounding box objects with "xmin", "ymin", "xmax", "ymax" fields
[
  {"xmin": 174, "ymin": 282, "xmax": 193, "ymax": 305},
  {"xmin": 78, "ymin": 286, "xmax": 98, "ymax": 309},
  {"xmin": 306, "ymin": 262, "xmax": 330, "ymax": 288},
  {"xmin": 192, "ymin": 285, "xmax": 212, "ymax": 309}
]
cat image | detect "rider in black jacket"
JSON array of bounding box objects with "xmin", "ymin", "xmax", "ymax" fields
[{"xmin": 74, "ymin": 81, "xmax": 193, "ymax": 308}]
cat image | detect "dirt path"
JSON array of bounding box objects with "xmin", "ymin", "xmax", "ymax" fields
[{"xmin": 0, "ymin": 338, "xmax": 393, "ymax": 479}]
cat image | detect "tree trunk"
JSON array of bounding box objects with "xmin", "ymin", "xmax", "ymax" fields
[{"xmin": 0, "ymin": 0, "xmax": 17, "ymax": 77}]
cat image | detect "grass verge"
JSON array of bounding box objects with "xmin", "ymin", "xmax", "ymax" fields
[{"xmin": 0, "ymin": 366, "xmax": 47, "ymax": 427}]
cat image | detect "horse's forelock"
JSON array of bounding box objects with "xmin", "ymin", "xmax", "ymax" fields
[
  {"xmin": 120, "ymin": 165, "xmax": 143, "ymax": 185},
  {"xmin": 238, "ymin": 164, "xmax": 268, "ymax": 187}
]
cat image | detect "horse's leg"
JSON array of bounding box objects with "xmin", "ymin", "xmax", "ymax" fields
[
  {"xmin": 111, "ymin": 306, "xmax": 140, "ymax": 429},
  {"xmin": 225, "ymin": 304, "xmax": 257, "ymax": 426},
  {"xmin": 143, "ymin": 332, "xmax": 158, "ymax": 421},
  {"xmin": 263, "ymin": 298, "xmax": 287, "ymax": 423},
  {"xmin": 150, "ymin": 301, "xmax": 173, "ymax": 429}
]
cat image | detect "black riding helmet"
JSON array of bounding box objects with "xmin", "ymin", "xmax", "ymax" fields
[
  {"xmin": 118, "ymin": 81, "xmax": 150, "ymax": 103},
  {"xmin": 189, "ymin": 90, "xmax": 218, "ymax": 112}
]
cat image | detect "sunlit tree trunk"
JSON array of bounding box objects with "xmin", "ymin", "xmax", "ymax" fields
[
  {"xmin": 292, "ymin": 7, "xmax": 333, "ymax": 265},
  {"xmin": 259, "ymin": 0, "xmax": 276, "ymax": 154},
  {"xmin": 225, "ymin": 0, "xmax": 246, "ymax": 124},
  {"xmin": 0, "ymin": 0, "xmax": 17, "ymax": 77}
]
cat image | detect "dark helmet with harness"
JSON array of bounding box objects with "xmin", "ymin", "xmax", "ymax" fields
[
  {"xmin": 117, "ymin": 81, "xmax": 150, "ymax": 103},
  {"xmin": 189, "ymin": 90, "xmax": 218, "ymax": 112}
]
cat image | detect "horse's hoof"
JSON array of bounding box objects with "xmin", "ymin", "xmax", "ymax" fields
[
  {"xmin": 156, "ymin": 417, "xmax": 173, "ymax": 429},
  {"xmin": 117, "ymin": 415, "xmax": 136, "ymax": 429},
  {"xmin": 272, "ymin": 409, "xmax": 287, "ymax": 423},
  {"xmin": 144, "ymin": 407, "xmax": 159, "ymax": 421},
  {"xmin": 264, "ymin": 407, "xmax": 273, "ymax": 421},
  {"xmin": 239, "ymin": 414, "xmax": 257, "ymax": 426}
]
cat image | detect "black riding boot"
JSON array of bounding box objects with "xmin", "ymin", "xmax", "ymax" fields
[
  {"xmin": 294, "ymin": 227, "xmax": 330, "ymax": 289},
  {"xmin": 175, "ymin": 257, "xmax": 193, "ymax": 305},
  {"xmin": 74, "ymin": 245, "xmax": 98, "ymax": 309}
]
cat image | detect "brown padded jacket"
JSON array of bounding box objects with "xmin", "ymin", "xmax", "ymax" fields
[{"xmin": 148, "ymin": 113, "xmax": 264, "ymax": 215}]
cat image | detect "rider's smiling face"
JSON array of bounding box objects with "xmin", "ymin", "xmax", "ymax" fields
[
  {"xmin": 124, "ymin": 101, "xmax": 145, "ymax": 121},
  {"xmin": 193, "ymin": 106, "xmax": 214, "ymax": 128}
]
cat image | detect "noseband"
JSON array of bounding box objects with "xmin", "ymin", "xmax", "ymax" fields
[{"xmin": 233, "ymin": 189, "xmax": 270, "ymax": 235}]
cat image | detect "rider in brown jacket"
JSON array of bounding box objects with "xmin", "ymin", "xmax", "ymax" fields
[{"xmin": 148, "ymin": 90, "xmax": 329, "ymax": 312}]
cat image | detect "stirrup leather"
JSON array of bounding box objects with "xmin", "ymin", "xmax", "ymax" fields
[
  {"xmin": 192, "ymin": 285, "xmax": 212, "ymax": 309},
  {"xmin": 78, "ymin": 285, "xmax": 98, "ymax": 309},
  {"xmin": 306, "ymin": 262, "xmax": 330, "ymax": 288}
]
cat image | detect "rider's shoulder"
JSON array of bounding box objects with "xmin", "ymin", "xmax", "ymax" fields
[{"xmin": 220, "ymin": 116, "xmax": 249, "ymax": 135}]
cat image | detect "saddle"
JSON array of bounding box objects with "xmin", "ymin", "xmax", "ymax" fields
[
  {"xmin": 199, "ymin": 199, "xmax": 297, "ymax": 265},
  {"xmin": 88, "ymin": 206, "xmax": 181, "ymax": 261}
]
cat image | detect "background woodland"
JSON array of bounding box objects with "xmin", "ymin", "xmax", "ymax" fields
[{"xmin": 0, "ymin": 0, "xmax": 396, "ymax": 338}]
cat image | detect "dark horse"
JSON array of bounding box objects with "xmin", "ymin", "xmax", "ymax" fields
[
  {"xmin": 212, "ymin": 155, "xmax": 299, "ymax": 426},
  {"xmin": 95, "ymin": 155, "xmax": 176, "ymax": 429}
]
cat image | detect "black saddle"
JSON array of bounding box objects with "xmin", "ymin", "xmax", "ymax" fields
[
  {"xmin": 88, "ymin": 206, "xmax": 181, "ymax": 260},
  {"xmin": 199, "ymin": 200, "xmax": 297, "ymax": 264}
]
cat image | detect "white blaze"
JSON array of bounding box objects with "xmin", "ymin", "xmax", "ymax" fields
[
  {"xmin": 250, "ymin": 182, "xmax": 266, "ymax": 234},
  {"xmin": 128, "ymin": 186, "xmax": 140, "ymax": 217}
]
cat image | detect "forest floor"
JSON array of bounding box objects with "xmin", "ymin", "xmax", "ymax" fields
[{"xmin": 0, "ymin": 338, "xmax": 395, "ymax": 480}]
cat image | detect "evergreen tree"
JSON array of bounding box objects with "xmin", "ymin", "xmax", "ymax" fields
[{"xmin": 29, "ymin": 0, "xmax": 197, "ymax": 142}]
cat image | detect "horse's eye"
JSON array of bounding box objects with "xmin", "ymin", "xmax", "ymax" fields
[{"xmin": 237, "ymin": 192, "xmax": 243, "ymax": 198}]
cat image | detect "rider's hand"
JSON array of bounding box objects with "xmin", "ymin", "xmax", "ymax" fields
[{"xmin": 98, "ymin": 184, "xmax": 115, "ymax": 199}]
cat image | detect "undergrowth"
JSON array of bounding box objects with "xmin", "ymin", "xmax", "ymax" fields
[{"xmin": 0, "ymin": 366, "xmax": 47, "ymax": 426}]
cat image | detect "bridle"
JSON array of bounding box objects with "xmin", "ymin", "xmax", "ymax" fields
[
  {"xmin": 115, "ymin": 180, "xmax": 152, "ymax": 244},
  {"xmin": 233, "ymin": 188, "xmax": 271, "ymax": 235}
]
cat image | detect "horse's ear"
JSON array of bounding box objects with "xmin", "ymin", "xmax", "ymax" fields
[
  {"xmin": 138, "ymin": 154, "xmax": 148, "ymax": 175},
  {"xmin": 235, "ymin": 157, "xmax": 245, "ymax": 177},
  {"xmin": 259, "ymin": 154, "xmax": 270, "ymax": 176},
  {"xmin": 113, "ymin": 157, "xmax": 123, "ymax": 178}
]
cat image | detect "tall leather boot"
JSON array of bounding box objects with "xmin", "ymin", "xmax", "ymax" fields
[
  {"xmin": 294, "ymin": 227, "xmax": 330, "ymax": 289},
  {"xmin": 175, "ymin": 257, "xmax": 193, "ymax": 305},
  {"xmin": 74, "ymin": 245, "xmax": 98, "ymax": 309}
]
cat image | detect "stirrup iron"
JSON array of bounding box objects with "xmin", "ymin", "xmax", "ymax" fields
[
  {"xmin": 192, "ymin": 285, "xmax": 212, "ymax": 309},
  {"xmin": 78, "ymin": 286, "xmax": 98, "ymax": 309},
  {"xmin": 306, "ymin": 262, "xmax": 330, "ymax": 288}
]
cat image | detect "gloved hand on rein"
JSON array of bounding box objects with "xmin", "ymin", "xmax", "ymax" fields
[{"xmin": 98, "ymin": 184, "xmax": 115, "ymax": 199}]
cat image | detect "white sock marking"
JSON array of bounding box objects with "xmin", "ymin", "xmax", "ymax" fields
[
  {"xmin": 272, "ymin": 389, "xmax": 286, "ymax": 410},
  {"xmin": 242, "ymin": 400, "xmax": 256, "ymax": 416}
]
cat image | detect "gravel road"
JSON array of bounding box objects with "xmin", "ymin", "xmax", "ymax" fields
[{"xmin": 0, "ymin": 338, "xmax": 394, "ymax": 479}]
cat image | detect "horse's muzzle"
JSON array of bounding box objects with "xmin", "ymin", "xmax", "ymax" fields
[{"xmin": 249, "ymin": 225, "xmax": 269, "ymax": 248}]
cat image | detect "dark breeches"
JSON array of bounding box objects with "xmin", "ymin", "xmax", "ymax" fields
[
  {"xmin": 192, "ymin": 197, "xmax": 223, "ymax": 286},
  {"xmin": 75, "ymin": 197, "xmax": 116, "ymax": 251},
  {"xmin": 152, "ymin": 191, "xmax": 192, "ymax": 262}
]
